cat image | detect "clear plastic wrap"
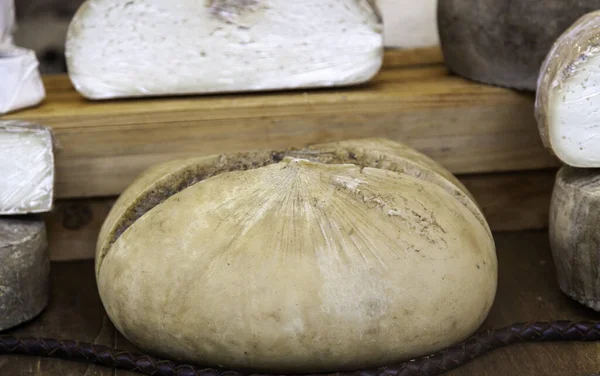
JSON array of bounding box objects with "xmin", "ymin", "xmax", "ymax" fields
[
  {"xmin": 0, "ymin": 0, "xmax": 15, "ymax": 46},
  {"xmin": 0, "ymin": 46, "xmax": 46, "ymax": 114},
  {"xmin": 65, "ymin": 0, "xmax": 383, "ymax": 100},
  {"xmin": 535, "ymin": 11, "xmax": 600, "ymax": 167},
  {"xmin": 0, "ymin": 121, "xmax": 55, "ymax": 214}
]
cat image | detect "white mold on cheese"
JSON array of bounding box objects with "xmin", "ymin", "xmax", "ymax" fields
[
  {"xmin": 0, "ymin": 121, "xmax": 55, "ymax": 215},
  {"xmin": 536, "ymin": 11, "xmax": 600, "ymax": 167},
  {"xmin": 66, "ymin": 0, "xmax": 384, "ymax": 100}
]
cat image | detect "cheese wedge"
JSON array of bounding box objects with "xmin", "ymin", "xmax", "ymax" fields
[
  {"xmin": 66, "ymin": 0, "xmax": 383, "ymax": 100},
  {"xmin": 0, "ymin": 121, "xmax": 55, "ymax": 215}
]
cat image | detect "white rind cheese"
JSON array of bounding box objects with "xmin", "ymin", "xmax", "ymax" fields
[
  {"xmin": 65, "ymin": 0, "xmax": 384, "ymax": 100},
  {"xmin": 0, "ymin": 0, "xmax": 15, "ymax": 46},
  {"xmin": 0, "ymin": 46, "xmax": 46, "ymax": 114},
  {"xmin": 378, "ymin": 0, "xmax": 439, "ymax": 49},
  {"xmin": 550, "ymin": 166, "xmax": 600, "ymax": 311},
  {"xmin": 536, "ymin": 11, "xmax": 600, "ymax": 167},
  {"xmin": 0, "ymin": 121, "xmax": 55, "ymax": 215}
]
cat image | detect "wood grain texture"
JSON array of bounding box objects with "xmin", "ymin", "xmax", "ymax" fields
[
  {"xmin": 1, "ymin": 49, "xmax": 558, "ymax": 199},
  {"xmin": 3, "ymin": 231, "xmax": 600, "ymax": 376},
  {"xmin": 45, "ymin": 170, "xmax": 556, "ymax": 261}
]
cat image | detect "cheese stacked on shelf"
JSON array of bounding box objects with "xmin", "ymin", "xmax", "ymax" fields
[
  {"xmin": 0, "ymin": 121, "xmax": 55, "ymax": 331},
  {"xmin": 536, "ymin": 10, "xmax": 600, "ymax": 311},
  {"xmin": 0, "ymin": 0, "xmax": 45, "ymax": 115}
]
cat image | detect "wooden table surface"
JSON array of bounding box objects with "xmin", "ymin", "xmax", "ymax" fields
[{"xmin": 2, "ymin": 230, "xmax": 600, "ymax": 376}]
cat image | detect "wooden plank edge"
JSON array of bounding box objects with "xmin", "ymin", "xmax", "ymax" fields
[{"xmin": 45, "ymin": 169, "xmax": 556, "ymax": 261}]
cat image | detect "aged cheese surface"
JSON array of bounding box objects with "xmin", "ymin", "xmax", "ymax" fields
[
  {"xmin": 378, "ymin": 0, "xmax": 438, "ymax": 49},
  {"xmin": 0, "ymin": 46, "xmax": 46, "ymax": 114},
  {"xmin": 96, "ymin": 138, "xmax": 496, "ymax": 373},
  {"xmin": 0, "ymin": 217, "xmax": 50, "ymax": 331},
  {"xmin": 438, "ymin": 0, "xmax": 600, "ymax": 90},
  {"xmin": 536, "ymin": 11, "xmax": 600, "ymax": 168},
  {"xmin": 0, "ymin": 121, "xmax": 54, "ymax": 214},
  {"xmin": 550, "ymin": 166, "xmax": 600, "ymax": 311},
  {"xmin": 65, "ymin": 0, "xmax": 383, "ymax": 100}
]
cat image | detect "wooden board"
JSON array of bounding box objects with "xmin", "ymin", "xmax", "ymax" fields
[
  {"xmin": 3, "ymin": 230, "xmax": 600, "ymax": 376},
  {"xmin": 1, "ymin": 49, "xmax": 558, "ymax": 199},
  {"xmin": 45, "ymin": 169, "xmax": 556, "ymax": 261}
]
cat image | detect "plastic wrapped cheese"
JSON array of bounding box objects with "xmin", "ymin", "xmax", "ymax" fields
[
  {"xmin": 378, "ymin": 0, "xmax": 438, "ymax": 49},
  {"xmin": 0, "ymin": 121, "xmax": 55, "ymax": 215},
  {"xmin": 0, "ymin": 217, "xmax": 50, "ymax": 331},
  {"xmin": 0, "ymin": 46, "xmax": 46, "ymax": 114},
  {"xmin": 0, "ymin": 0, "xmax": 15, "ymax": 46},
  {"xmin": 536, "ymin": 11, "xmax": 600, "ymax": 167},
  {"xmin": 65, "ymin": 0, "xmax": 383, "ymax": 100}
]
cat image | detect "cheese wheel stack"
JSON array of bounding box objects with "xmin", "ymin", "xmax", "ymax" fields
[
  {"xmin": 0, "ymin": 121, "xmax": 55, "ymax": 330},
  {"xmin": 536, "ymin": 11, "xmax": 600, "ymax": 311}
]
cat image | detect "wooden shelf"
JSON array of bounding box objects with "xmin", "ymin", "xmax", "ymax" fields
[
  {"xmin": 4, "ymin": 231, "xmax": 600, "ymax": 376},
  {"xmin": 2, "ymin": 49, "xmax": 558, "ymax": 199}
]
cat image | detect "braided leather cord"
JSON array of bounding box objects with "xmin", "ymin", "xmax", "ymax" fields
[{"xmin": 1, "ymin": 321, "xmax": 599, "ymax": 376}]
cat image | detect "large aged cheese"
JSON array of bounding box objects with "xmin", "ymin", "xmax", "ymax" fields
[
  {"xmin": 550, "ymin": 166, "xmax": 600, "ymax": 311},
  {"xmin": 96, "ymin": 138, "xmax": 497, "ymax": 373},
  {"xmin": 438, "ymin": 0, "xmax": 600, "ymax": 90},
  {"xmin": 0, "ymin": 217, "xmax": 50, "ymax": 331},
  {"xmin": 0, "ymin": 121, "xmax": 54, "ymax": 214},
  {"xmin": 66, "ymin": 0, "xmax": 383, "ymax": 100},
  {"xmin": 536, "ymin": 11, "xmax": 600, "ymax": 168},
  {"xmin": 0, "ymin": 46, "xmax": 46, "ymax": 114},
  {"xmin": 0, "ymin": 0, "xmax": 15, "ymax": 46},
  {"xmin": 378, "ymin": 0, "xmax": 438, "ymax": 49}
]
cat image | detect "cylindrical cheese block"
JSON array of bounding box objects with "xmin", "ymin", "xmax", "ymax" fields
[
  {"xmin": 438, "ymin": 0, "xmax": 600, "ymax": 90},
  {"xmin": 536, "ymin": 11, "xmax": 600, "ymax": 168},
  {"xmin": 550, "ymin": 166, "xmax": 600, "ymax": 311},
  {"xmin": 0, "ymin": 217, "xmax": 50, "ymax": 330}
]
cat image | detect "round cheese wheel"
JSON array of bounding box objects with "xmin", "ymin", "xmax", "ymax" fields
[
  {"xmin": 96, "ymin": 139, "xmax": 497, "ymax": 373},
  {"xmin": 536, "ymin": 11, "xmax": 600, "ymax": 168},
  {"xmin": 550, "ymin": 166, "xmax": 600, "ymax": 311},
  {"xmin": 0, "ymin": 217, "xmax": 49, "ymax": 331},
  {"xmin": 438, "ymin": 0, "xmax": 600, "ymax": 90}
]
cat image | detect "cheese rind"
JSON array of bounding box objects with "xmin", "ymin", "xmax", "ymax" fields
[
  {"xmin": 378, "ymin": 0, "xmax": 438, "ymax": 49},
  {"xmin": 0, "ymin": 46, "xmax": 46, "ymax": 114},
  {"xmin": 536, "ymin": 11, "xmax": 600, "ymax": 168},
  {"xmin": 0, "ymin": 121, "xmax": 55, "ymax": 215},
  {"xmin": 0, "ymin": 217, "xmax": 50, "ymax": 330},
  {"xmin": 65, "ymin": 0, "xmax": 384, "ymax": 100},
  {"xmin": 438, "ymin": 0, "xmax": 600, "ymax": 90},
  {"xmin": 550, "ymin": 166, "xmax": 600, "ymax": 311}
]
